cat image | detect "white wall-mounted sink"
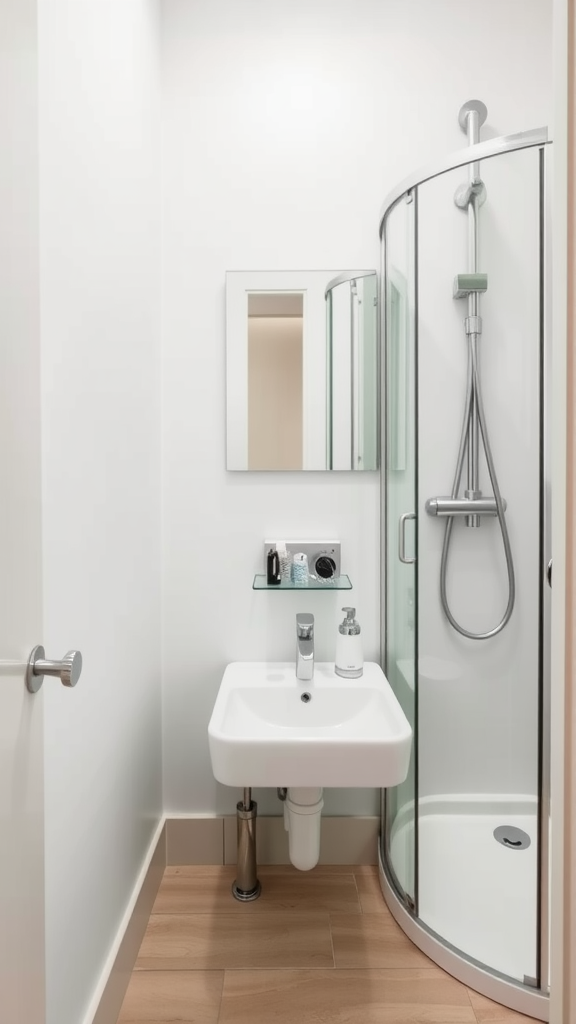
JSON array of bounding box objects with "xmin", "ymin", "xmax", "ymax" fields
[{"xmin": 208, "ymin": 661, "xmax": 412, "ymax": 788}]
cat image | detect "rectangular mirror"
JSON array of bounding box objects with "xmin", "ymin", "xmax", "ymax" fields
[{"xmin": 226, "ymin": 269, "xmax": 378, "ymax": 471}]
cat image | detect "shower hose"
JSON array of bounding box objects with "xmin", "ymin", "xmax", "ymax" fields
[{"xmin": 440, "ymin": 335, "xmax": 515, "ymax": 639}]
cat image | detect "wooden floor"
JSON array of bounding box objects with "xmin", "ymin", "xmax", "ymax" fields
[{"xmin": 116, "ymin": 864, "xmax": 536, "ymax": 1023}]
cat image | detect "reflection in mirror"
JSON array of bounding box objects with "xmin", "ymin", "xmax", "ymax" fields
[
  {"xmin": 226, "ymin": 270, "xmax": 378, "ymax": 471},
  {"xmin": 247, "ymin": 292, "xmax": 304, "ymax": 470},
  {"xmin": 386, "ymin": 269, "xmax": 408, "ymax": 471},
  {"xmin": 326, "ymin": 272, "xmax": 378, "ymax": 470}
]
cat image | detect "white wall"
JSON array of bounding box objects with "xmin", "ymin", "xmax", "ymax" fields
[
  {"xmin": 37, "ymin": 3, "xmax": 162, "ymax": 1024},
  {"xmin": 160, "ymin": 0, "xmax": 553, "ymax": 817}
]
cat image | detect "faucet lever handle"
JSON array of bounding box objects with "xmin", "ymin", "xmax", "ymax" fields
[{"xmin": 296, "ymin": 612, "xmax": 314, "ymax": 638}]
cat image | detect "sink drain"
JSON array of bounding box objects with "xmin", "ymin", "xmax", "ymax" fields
[
  {"xmin": 493, "ymin": 825, "xmax": 531, "ymax": 850},
  {"xmin": 301, "ymin": 692, "xmax": 312, "ymax": 703}
]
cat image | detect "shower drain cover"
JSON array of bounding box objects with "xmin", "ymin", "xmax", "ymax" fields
[{"xmin": 493, "ymin": 825, "xmax": 531, "ymax": 850}]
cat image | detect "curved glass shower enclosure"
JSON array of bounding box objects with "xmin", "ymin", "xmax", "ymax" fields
[{"xmin": 379, "ymin": 105, "xmax": 551, "ymax": 1020}]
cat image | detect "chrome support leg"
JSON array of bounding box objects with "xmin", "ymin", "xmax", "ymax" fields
[{"xmin": 232, "ymin": 790, "xmax": 261, "ymax": 901}]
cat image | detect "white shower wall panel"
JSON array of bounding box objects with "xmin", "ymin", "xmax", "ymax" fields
[{"xmin": 416, "ymin": 146, "xmax": 542, "ymax": 799}]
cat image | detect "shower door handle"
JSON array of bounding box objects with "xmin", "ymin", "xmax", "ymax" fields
[{"xmin": 398, "ymin": 513, "xmax": 416, "ymax": 564}]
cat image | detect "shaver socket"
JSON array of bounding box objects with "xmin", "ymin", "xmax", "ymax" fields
[{"xmin": 264, "ymin": 540, "xmax": 341, "ymax": 579}]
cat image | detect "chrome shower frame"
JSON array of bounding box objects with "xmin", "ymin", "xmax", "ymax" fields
[{"xmin": 379, "ymin": 124, "xmax": 551, "ymax": 1020}]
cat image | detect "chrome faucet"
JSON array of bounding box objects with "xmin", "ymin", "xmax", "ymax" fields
[{"xmin": 296, "ymin": 613, "xmax": 314, "ymax": 680}]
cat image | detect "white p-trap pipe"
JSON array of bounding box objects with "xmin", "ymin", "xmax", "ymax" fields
[{"xmin": 285, "ymin": 787, "xmax": 324, "ymax": 871}]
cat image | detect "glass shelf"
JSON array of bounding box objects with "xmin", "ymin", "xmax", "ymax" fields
[{"xmin": 253, "ymin": 574, "xmax": 352, "ymax": 591}]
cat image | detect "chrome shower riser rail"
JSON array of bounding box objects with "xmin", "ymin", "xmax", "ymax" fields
[{"xmin": 416, "ymin": 101, "xmax": 518, "ymax": 641}]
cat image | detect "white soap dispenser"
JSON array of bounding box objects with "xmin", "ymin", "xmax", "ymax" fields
[{"xmin": 335, "ymin": 607, "xmax": 363, "ymax": 678}]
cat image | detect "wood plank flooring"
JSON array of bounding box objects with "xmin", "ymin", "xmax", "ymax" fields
[{"xmin": 116, "ymin": 864, "xmax": 537, "ymax": 1024}]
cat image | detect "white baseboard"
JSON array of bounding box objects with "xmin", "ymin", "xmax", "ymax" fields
[{"xmin": 85, "ymin": 818, "xmax": 166, "ymax": 1024}]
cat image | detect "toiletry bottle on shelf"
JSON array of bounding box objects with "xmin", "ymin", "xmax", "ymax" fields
[
  {"xmin": 292, "ymin": 552, "xmax": 309, "ymax": 586},
  {"xmin": 335, "ymin": 607, "xmax": 363, "ymax": 678},
  {"xmin": 266, "ymin": 548, "xmax": 281, "ymax": 585}
]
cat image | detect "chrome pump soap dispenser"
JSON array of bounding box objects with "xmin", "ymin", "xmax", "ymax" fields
[{"xmin": 335, "ymin": 607, "xmax": 363, "ymax": 678}]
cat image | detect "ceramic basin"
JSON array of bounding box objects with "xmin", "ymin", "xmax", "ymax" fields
[{"xmin": 208, "ymin": 661, "xmax": 412, "ymax": 788}]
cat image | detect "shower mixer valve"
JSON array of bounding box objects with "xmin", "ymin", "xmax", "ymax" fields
[{"xmin": 425, "ymin": 496, "xmax": 506, "ymax": 519}]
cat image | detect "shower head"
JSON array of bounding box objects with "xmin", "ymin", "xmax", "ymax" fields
[{"xmin": 458, "ymin": 100, "xmax": 488, "ymax": 134}]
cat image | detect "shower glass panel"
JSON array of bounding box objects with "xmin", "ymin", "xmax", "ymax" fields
[
  {"xmin": 381, "ymin": 130, "xmax": 547, "ymax": 1013},
  {"xmin": 416, "ymin": 144, "xmax": 542, "ymax": 982},
  {"xmin": 382, "ymin": 194, "xmax": 418, "ymax": 907}
]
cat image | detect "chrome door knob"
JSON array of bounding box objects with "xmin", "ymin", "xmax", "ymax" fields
[{"xmin": 26, "ymin": 645, "xmax": 83, "ymax": 694}]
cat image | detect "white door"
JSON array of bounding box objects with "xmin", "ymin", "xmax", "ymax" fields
[
  {"xmin": 0, "ymin": 558, "xmax": 45, "ymax": 1024},
  {"xmin": 0, "ymin": 0, "xmax": 46, "ymax": 1018}
]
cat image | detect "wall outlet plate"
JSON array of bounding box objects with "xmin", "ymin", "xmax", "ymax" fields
[{"xmin": 264, "ymin": 540, "xmax": 341, "ymax": 579}]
